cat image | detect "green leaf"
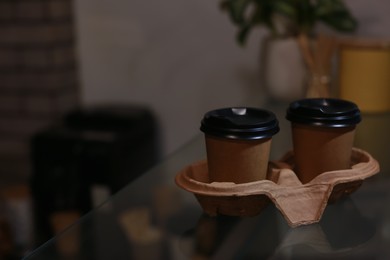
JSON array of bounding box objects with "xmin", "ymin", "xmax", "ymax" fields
[
  {"xmin": 237, "ymin": 25, "xmax": 251, "ymax": 45},
  {"xmin": 220, "ymin": 0, "xmax": 359, "ymax": 45},
  {"xmin": 315, "ymin": 0, "xmax": 358, "ymax": 32},
  {"xmin": 295, "ymin": 0, "xmax": 316, "ymax": 33},
  {"xmin": 220, "ymin": 0, "xmax": 252, "ymax": 25},
  {"xmin": 320, "ymin": 14, "xmax": 358, "ymax": 32},
  {"xmin": 252, "ymin": 0, "xmax": 274, "ymax": 29},
  {"xmin": 315, "ymin": 0, "xmax": 347, "ymax": 16},
  {"xmin": 273, "ymin": 1, "xmax": 297, "ymax": 18}
]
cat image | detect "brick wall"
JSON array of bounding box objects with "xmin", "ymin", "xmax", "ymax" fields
[{"xmin": 0, "ymin": 0, "xmax": 79, "ymax": 181}]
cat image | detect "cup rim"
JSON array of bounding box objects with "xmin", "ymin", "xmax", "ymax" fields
[
  {"xmin": 286, "ymin": 98, "xmax": 361, "ymax": 128},
  {"xmin": 201, "ymin": 107, "xmax": 279, "ymax": 140}
]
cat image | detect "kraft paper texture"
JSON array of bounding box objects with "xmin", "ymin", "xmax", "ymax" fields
[{"xmin": 175, "ymin": 148, "xmax": 379, "ymax": 227}]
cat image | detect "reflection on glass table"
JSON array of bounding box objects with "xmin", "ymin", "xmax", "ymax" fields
[{"xmin": 24, "ymin": 109, "xmax": 390, "ymax": 259}]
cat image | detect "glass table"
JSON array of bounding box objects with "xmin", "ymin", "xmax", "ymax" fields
[{"xmin": 25, "ymin": 104, "xmax": 390, "ymax": 260}]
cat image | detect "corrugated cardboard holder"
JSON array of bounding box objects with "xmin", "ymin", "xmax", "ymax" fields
[{"xmin": 175, "ymin": 148, "xmax": 379, "ymax": 227}]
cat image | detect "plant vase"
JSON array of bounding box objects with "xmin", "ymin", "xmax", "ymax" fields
[{"xmin": 261, "ymin": 37, "xmax": 308, "ymax": 101}]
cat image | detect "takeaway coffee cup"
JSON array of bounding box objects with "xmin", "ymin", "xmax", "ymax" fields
[
  {"xmin": 286, "ymin": 98, "xmax": 361, "ymax": 183},
  {"xmin": 200, "ymin": 107, "xmax": 279, "ymax": 184}
]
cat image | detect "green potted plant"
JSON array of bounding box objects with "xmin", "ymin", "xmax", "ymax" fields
[{"xmin": 220, "ymin": 0, "xmax": 358, "ymax": 99}]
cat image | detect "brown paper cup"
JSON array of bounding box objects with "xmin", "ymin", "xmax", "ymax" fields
[
  {"xmin": 286, "ymin": 98, "xmax": 361, "ymax": 184},
  {"xmin": 200, "ymin": 107, "xmax": 279, "ymax": 184},
  {"xmin": 205, "ymin": 135, "xmax": 272, "ymax": 183},
  {"xmin": 291, "ymin": 123, "xmax": 356, "ymax": 183}
]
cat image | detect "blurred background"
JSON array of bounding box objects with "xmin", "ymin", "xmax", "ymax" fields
[{"xmin": 0, "ymin": 0, "xmax": 389, "ymax": 258}]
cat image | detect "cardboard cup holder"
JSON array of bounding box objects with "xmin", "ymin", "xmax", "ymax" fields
[{"xmin": 175, "ymin": 148, "xmax": 379, "ymax": 227}]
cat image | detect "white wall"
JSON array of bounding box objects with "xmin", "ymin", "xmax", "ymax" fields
[
  {"xmin": 345, "ymin": 0, "xmax": 390, "ymax": 37},
  {"xmin": 73, "ymin": 0, "xmax": 266, "ymax": 156},
  {"xmin": 73, "ymin": 0, "xmax": 390, "ymax": 156}
]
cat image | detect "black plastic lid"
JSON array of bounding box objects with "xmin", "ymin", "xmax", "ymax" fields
[
  {"xmin": 286, "ymin": 98, "xmax": 361, "ymax": 127},
  {"xmin": 200, "ymin": 107, "xmax": 279, "ymax": 140}
]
